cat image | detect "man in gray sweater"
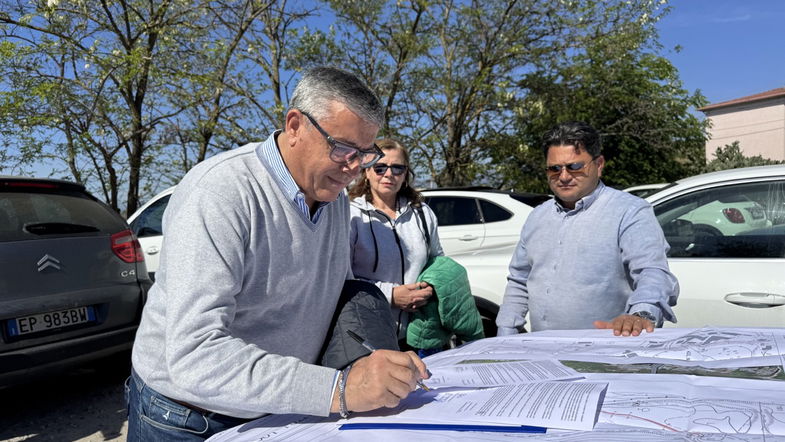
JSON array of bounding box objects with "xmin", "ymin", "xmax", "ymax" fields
[{"xmin": 127, "ymin": 67, "xmax": 429, "ymax": 441}]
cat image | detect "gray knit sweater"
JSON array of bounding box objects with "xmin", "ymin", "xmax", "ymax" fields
[{"xmin": 131, "ymin": 133, "xmax": 350, "ymax": 419}]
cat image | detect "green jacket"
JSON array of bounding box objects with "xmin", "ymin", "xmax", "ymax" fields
[{"xmin": 407, "ymin": 256, "xmax": 485, "ymax": 349}]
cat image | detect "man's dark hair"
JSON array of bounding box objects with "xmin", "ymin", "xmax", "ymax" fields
[{"xmin": 541, "ymin": 121, "xmax": 601, "ymax": 158}]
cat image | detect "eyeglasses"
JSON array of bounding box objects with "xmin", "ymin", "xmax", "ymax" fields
[
  {"xmin": 372, "ymin": 164, "xmax": 407, "ymax": 176},
  {"xmin": 545, "ymin": 158, "xmax": 596, "ymax": 175},
  {"xmin": 299, "ymin": 110, "xmax": 384, "ymax": 168}
]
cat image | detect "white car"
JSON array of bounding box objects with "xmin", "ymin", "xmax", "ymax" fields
[
  {"xmin": 421, "ymin": 188, "xmax": 550, "ymax": 255},
  {"xmin": 127, "ymin": 186, "xmax": 175, "ymax": 281},
  {"xmin": 127, "ymin": 186, "xmax": 549, "ymax": 337},
  {"xmin": 127, "ymin": 186, "xmax": 551, "ymax": 281},
  {"xmin": 623, "ymin": 183, "xmax": 668, "ymax": 198},
  {"xmin": 625, "ymin": 183, "xmax": 770, "ymax": 236},
  {"xmin": 453, "ymin": 165, "xmax": 785, "ymax": 333}
]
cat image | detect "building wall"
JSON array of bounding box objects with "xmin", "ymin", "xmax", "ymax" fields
[{"xmin": 703, "ymin": 97, "xmax": 785, "ymax": 161}]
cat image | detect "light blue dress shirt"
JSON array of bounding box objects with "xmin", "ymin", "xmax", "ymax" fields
[
  {"xmin": 258, "ymin": 130, "xmax": 330, "ymax": 222},
  {"xmin": 496, "ymin": 182, "xmax": 679, "ymax": 334}
]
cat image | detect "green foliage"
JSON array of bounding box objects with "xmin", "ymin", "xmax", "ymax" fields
[
  {"xmin": 326, "ymin": 0, "xmax": 708, "ymax": 190},
  {"xmin": 705, "ymin": 141, "xmax": 784, "ymax": 172},
  {"xmin": 1, "ymin": 0, "xmax": 713, "ymax": 208},
  {"xmin": 492, "ymin": 2, "xmax": 709, "ymax": 192},
  {"xmin": 327, "ymin": 0, "xmax": 586, "ymax": 187},
  {"xmin": 0, "ymin": 0, "xmax": 319, "ymax": 212},
  {"xmin": 0, "ymin": 0, "xmax": 203, "ymax": 211}
]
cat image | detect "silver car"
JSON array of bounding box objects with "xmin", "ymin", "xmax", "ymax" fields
[{"xmin": 0, "ymin": 176, "xmax": 152, "ymax": 387}]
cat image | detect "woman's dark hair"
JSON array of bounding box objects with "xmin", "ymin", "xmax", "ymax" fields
[{"xmin": 348, "ymin": 138, "xmax": 424, "ymax": 207}]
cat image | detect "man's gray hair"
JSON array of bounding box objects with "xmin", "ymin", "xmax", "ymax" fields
[{"xmin": 290, "ymin": 66, "xmax": 384, "ymax": 127}]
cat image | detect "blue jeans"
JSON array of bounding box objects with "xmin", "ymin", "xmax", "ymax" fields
[{"xmin": 125, "ymin": 368, "xmax": 250, "ymax": 441}]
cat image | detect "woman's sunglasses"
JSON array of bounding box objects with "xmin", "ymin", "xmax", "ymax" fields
[{"xmin": 372, "ymin": 164, "xmax": 408, "ymax": 176}]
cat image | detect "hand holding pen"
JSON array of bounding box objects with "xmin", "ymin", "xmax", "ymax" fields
[
  {"xmin": 334, "ymin": 337, "xmax": 431, "ymax": 414},
  {"xmin": 347, "ymin": 330, "xmax": 430, "ymax": 391}
]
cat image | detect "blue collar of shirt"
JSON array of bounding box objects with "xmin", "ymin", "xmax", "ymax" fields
[
  {"xmin": 258, "ymin": 130, "xmax": 329, "ymax": 221},
  {"xmin": 555, "ymin": 181, "xmax": 606, "ymax": 213}
]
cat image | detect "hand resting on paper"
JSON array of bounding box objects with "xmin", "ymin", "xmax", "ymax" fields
[
  {"xmin": 594, "ymin": 314, "xmax": 654, "ymax": 337},
  {"xmin": 330, "ymin": 349, "xmax": 429, "ymax": 414}
]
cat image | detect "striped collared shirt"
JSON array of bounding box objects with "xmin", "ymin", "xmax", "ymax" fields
[{"xmin": 259, "ymin": 130, "xmax": 331, "ymax": 223}]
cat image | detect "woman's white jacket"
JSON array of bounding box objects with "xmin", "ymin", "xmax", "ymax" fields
[{"xmin": 349, "ymin": 195, "xmax": 444, "ymax": 338}]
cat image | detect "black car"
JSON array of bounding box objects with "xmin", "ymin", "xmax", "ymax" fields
[{"xmin": 0, "ymin": 177, "xmax": 152, "ymax": 387}]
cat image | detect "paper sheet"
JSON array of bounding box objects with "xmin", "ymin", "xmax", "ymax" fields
[
  {"xmin": 589, "ymin": 372, "xmax": 785, "ymax": 435},
  {"xmin": 207, "ymin": 328, "xmax": 785, "ymax": 441},
  {"xmin": 424, "ymin": 327, "xmax": 785, "ymax": 369},
  {"xmin": 208, "ymin": 419, "xmax": 785, "ymax": 442},
  {"xmin": 425, "ymin": 359, "xmax": 582, "ymax": 388},
  {"xmin": 398, "ymin": 381, "xmax": 607, "ymax": 431}
]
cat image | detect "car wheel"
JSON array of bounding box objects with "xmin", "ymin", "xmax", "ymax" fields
[
  {"xmin": 440, "ymin": 299, "xmax": 501, "ymax": 350},
  {"xmin": 474, "ymin": 297, "xmax": 501, "ymax": 338}
]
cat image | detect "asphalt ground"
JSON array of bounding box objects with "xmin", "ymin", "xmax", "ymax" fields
[{"xmin": 0, "ymin": 351, "xmax": 130, "ymax": 442}]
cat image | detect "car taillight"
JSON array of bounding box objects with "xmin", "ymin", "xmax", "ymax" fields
[
  {"xmin": 722, "ymin": 208, "xmax": 745, "ymax": 224},
  {"xmin": 111, "ymin": 229, "xmax": 145, "ymax": 263}
]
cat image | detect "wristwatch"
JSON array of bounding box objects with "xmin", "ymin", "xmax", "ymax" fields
[{"xmin": 631, "ymin": 310, "xmax": 656, "ymax": 323}]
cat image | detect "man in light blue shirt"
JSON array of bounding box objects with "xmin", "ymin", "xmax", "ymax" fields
[{"xmin": 496, "ymin": 121, "xmax": 678, "ymax": 337}]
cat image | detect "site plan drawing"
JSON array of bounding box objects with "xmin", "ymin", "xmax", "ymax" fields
[
  {"xmin": 208, "ymin": 328, "xmax": 785, "ymax": 442},
  {"xmin": 425, "ymin": 327, "xmax": 785, "ymax": 369}
]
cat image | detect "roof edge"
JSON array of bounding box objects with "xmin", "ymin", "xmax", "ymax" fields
[{"xmin": 699, "ymin": 87, "xmax": 785, "ymax": 112}]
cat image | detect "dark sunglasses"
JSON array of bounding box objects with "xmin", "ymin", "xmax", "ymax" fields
[
  {"xmin": 545, "ymin": 158, "xmax": 597, "ymax": 175},
  {"xmin": 372, "ymin": 164, "xmax": 408, "ymax": 176}
]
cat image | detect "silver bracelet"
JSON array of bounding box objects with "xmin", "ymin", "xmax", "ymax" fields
[{"xmin": 338, "ymin": 365, "xmax": 351, "ymax": 418}]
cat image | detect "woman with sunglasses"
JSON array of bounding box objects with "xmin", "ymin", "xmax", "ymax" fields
[{"xmin": 348, "ymin": 139, "xmax": 444, "ymax": 347}]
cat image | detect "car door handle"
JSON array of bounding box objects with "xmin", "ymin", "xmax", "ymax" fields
[
  {"xmin": 724, "ymin": 292, "xmax": 785, "ymax": 308},
  {"xmin": 458, "ymin": 235, "xmax": 479, "ymax": 241},
  {"xmin": 145, "ymin": 245, "xmax": 160, "ymax": 255}
]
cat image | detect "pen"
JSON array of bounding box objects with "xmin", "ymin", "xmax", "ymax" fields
[
  {"xmin": 346, "ymin": 329, "xmax": 431, "ymax": 391},
  {"xmin": 339, "ymin": 423, "xmax": 547, "ymax": 433}
]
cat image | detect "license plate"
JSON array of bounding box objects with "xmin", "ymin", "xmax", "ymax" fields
[{"xmin": 6, "ymin": 306, "xmax": 96, "ymax": 337}]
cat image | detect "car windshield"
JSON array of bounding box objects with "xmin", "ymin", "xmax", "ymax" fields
[
  {"xmin": 630, "ymin": 187, "xmax": 663, "ymax": 198},
  {"xmin": 0, "ymin": 187, "xmax": 123, "ymax": 242}
]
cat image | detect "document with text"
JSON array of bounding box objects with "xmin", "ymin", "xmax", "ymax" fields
[
  {"xmin": 413, "ymin": 381, "xmax": 607, "ymax": 431},
  {"xmin": 426, "ymin": 359, "xmax": 583, "ymax": 388}
]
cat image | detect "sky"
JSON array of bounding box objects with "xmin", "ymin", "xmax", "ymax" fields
[
  {"xmin": 656, "ymin": 0, "xmax": 785, "ymax": 106},
  {"xmin": 20, "ymin": 0, "xmax": 785, "ymax": 184}
]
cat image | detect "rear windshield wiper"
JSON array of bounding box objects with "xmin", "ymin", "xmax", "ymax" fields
[{"xmin": 24, "ymin": 222, "xmax": 100, "ymax": 235}]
